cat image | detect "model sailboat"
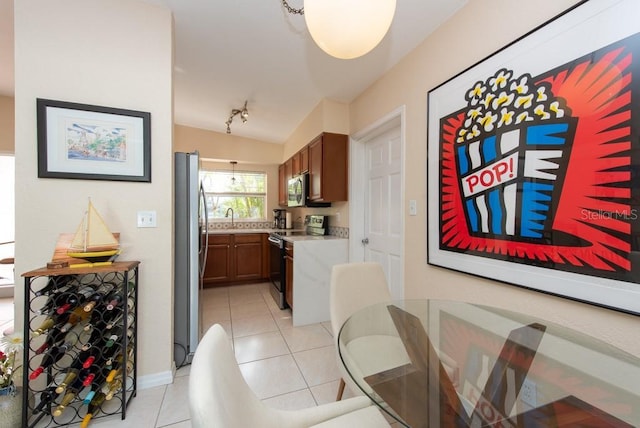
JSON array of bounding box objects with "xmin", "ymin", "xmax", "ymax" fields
[{"xmin": 50, "ymin": 199, "xmax": 121, "ymax": 268}]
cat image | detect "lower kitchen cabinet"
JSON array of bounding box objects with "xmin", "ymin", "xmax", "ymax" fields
[
  {"xmin": 204, "ymin": 234, "xmax": 232, "ymax": 283},
  {"xmin": 291, "ymin": 238, "xmax": 348, "ymax": 326},
  {"xmin": 203, "ymin": 233, "xmax": 267, "ymax": 285},
  {"xmin": 285, "ymin": 241, "xmax": 293, "ymax": 308},
  {"xmin": 234, "ymin": 234, "xmax": 264, "ymax": 281}
]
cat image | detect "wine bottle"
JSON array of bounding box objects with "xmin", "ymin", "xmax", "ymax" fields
[
  {"xmin": 104, "ymin": 377, "xmax": 123, "ymax": 401},
  {"xmin": 81, "ymin": 365, "xmax": 110, "ymax": 401},
  {"xmin": 55, "ymin": 366, "xmax": 91, "ymax": 394},
  {"xmin": 83, "ymin": 301, "xmax": 109, "ymax": 332},
  {"xmin": 107, "ymin": 282, "xmax": 135, "ymax": 311},
  {"xmin": 59, "ymin": 306, "xmax": 92, "ymax": 333},
  {"xmin": 105, "ymin": 292, "xmax": 123, "ymax": 311},
  {"xmin": 34, "ymin": 327, "xmax": 65, "ymax": 355},
  {"xmin": 52, "ymin": 378, "xmax": 84, "ymax": 417},
  {"xmin": 106, "ymin": 311, "xmax": 134, "ymax": 330},
  {"xmin": 81, "ymin": 391, "xmax": 106, "ymax": 428},
  {"xmin": 32, "ymin": 386, "xmax": 60, "ymax": 414},
  {"xmin": 80, "ymin": 328, "xmax": 104, "ymax": 352},
  {"xmin": 34, "ymin": 274, "xmax": 75, "ymax": 297},
  {"xmin": 35, "ymin": 291, "xmax": 69, "ymax": 316},
  {"xmin": 101, "ymin": 340, "xmax": 130, "ymax": 369},
  {"xmin": 55, "ymin": 285, "xmax": 97, "ymax": 315},
  {"xmin": 83, "ymin": 283, "xmax": 116, "ymax": 312},
  {"xmin": 80, "ymin": 345, "xmax": 105, "ymax": 369},
  {"xmin": 31, "ymin": 311, "xmax": 72, "ymax": 337},
  {"xmin": 106, "ymin": 357, "xmax": 134, "ymax": 384},
  {"xmin": 104, "ymin": 326, "xmax": 133, "ymax": 348},
  {"xmin": 30, "ymin": 344, "xmax": 70, "ymax": 380},
  {"xmin": 61, "ymin": 317, "xmax": 92, "ymax": 345}
]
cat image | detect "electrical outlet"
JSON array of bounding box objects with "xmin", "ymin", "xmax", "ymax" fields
[
  {"xmin": 521, "ymin": 378, "xmax": 537, "ymax": 407},
  {"xmin": 137, "ymin": 210, "xmax": 157, "ymax": 228}
]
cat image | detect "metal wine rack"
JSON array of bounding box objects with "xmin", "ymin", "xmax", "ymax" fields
[{"xmin": 21, "ymin": 261, "xmax": 139, "ymax": 427}]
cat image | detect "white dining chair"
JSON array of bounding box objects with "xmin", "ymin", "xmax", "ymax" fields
[
  {"xmin": 189, "ymin": 324, "xmax": 390, "ymax": 428},
  {"xmin": 330, "ymin": 262, "xmax": 411, "ymax": 400}
]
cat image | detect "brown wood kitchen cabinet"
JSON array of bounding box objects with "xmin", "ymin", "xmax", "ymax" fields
[
  {"xmin": 308, "ymin": 132, "xmax": 348, "ymax": 202},
  {"xmin": 285, "ymin": 241, "xmax": 294, "ymax": 308},
  {"xmin": 204, "ymin": 233, "xmax": 267, "ymax": 285},
  {"xmin": 278, "ymin": 164, "xmax": 287, "ymax": 206},
  {"xmin": 204, "ymin": 234, "xmax": 232, "ymax": 284},
  {"xmin": 278, "ymin": 132, "xmax": 347, "ymax": 206},
  {"xmin": 292, "ymin": 146, "xmax": 309, "ymax": 176},
  {"xmin": 234, "ymin": 233, "xmax": 264, "ymax": 281}
]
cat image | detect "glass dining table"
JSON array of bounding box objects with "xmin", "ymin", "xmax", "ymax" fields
[{"xmin": 337, "ymin": 300, "xmax": 640, "ymax": 427}]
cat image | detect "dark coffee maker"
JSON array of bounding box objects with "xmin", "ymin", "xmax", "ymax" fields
[{"xmin": 273, "ymin": 209, "xmax": 286, "ymax": 229}]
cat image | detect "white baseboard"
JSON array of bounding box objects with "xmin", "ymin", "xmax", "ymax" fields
[{"xmin": 137, "ymin": 370, "xmax": 174, "ymax": 390}]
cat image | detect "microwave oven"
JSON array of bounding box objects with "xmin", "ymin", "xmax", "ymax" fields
[
  {"xmin": 287, "ymin": 175, "xmax": 306, "ymax": 207},
  {"xmin": 287, "ymin": 174, "xmax": 330, "ymax": 208}
]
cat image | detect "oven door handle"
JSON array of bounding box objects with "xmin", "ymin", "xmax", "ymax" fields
[{"xmin": 268, "ymin": 236, "xmax": 283, "ymax": 247}]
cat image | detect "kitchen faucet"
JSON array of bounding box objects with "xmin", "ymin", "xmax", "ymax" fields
[{"xmin": 225, "ymin": 207, "xmax": 234, "ymax": 228}]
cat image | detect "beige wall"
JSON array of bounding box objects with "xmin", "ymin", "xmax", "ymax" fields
[
  {"xmin": 0, "ymin": 95, "xmax": 14, "ymax": 153},
  {"xmin": 174, "ymin": 124, "xmax": 283, "ymax": 218},
  {"xmin": 349, "ymin": 0, "xmax": 639, "ymax": 357},
  {"xmin": 14, "ymin": 0, "xmax": 174, "ymax": 383},
  {"xmin": 283, "ymin": 99, "xmax": 349, "ymax": 159},
  {"xmin": 281, "ymin": 99, "xmax": 350, "ymax": 228},
  {"xmin": 174, "ymin": 124, "xmax": 282, "ymax": 164}
]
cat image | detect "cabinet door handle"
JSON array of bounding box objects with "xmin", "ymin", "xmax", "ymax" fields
[{"xmin": 361, "ymin": 238, "xmax": 369, "ymax": 245}]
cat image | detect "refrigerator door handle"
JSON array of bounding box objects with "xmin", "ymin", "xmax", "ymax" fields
[{"xmin": 199, "ymin": 183, "xmax": 209, "ymax": 279}]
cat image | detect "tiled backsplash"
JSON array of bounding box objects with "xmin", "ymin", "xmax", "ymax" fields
[
  {"xmin": 328, "ymin": 226, "xmax": 349, "ymax": 238},
  {"xmin": 208, "ymin": 221, "xmax": 272, "ymax": 230},
  {"xmin": 208, "ymin": 221, "xmax": 349, "ymax": 237}
]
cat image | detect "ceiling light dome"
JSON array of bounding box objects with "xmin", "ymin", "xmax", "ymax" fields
[{"xmin": 304, "ymin": 0, "xmax": 396, "ymax": 60}]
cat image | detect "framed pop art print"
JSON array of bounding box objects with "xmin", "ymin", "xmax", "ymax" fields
[{"xmin": 427, "ymin": 0, "xmax": 640, "ymax": 315}]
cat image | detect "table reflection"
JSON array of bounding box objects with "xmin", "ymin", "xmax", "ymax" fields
[{"xmin": 337, "ymin": 300, "xmax": 640, "ymax": 427}]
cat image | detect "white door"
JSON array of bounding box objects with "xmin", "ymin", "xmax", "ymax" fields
[{"xmin": 362, "ymin": 125, "xmax": 403, "ymax": 299}]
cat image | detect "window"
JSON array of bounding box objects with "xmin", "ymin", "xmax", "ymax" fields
[
  {"xmin": 200, "ymin": 169, "xmax": 266, "ymax": 220},
  {"xmin": 0, "ymin": 155, "xmax": 15, "ymax": 285}
]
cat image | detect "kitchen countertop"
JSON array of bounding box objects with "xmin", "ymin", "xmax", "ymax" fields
[
  {"xmin": 206, "ymin": 228, "xmax": 276, "ymax": 234},
  {"xmin": 205, "ymin": 228, "xmax": 346, "ymax": 242}
]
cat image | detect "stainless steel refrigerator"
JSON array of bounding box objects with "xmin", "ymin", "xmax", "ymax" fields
[{"xmin": 174, "ymin": 151, "xmax": 208, "ymax": 367}]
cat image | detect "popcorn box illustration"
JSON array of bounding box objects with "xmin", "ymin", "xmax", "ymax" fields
[{"xmin": 454, "ymin": 69, "xmax": 576, "ymax": 241}]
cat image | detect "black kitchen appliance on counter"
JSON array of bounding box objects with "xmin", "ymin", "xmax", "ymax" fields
[
  {"xmin": 267, "ymin": 215, "xmax": 328, "ymax": 309},
  {"xmin": 273, "ymin": 209, "xmax": 286, "ymax": 229}
]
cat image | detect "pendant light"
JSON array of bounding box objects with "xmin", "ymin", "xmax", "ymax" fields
[
  {"xmin": 230, "ymin": 161, "xmax": 237, "ymax": 184},
  {"xmin": 303, "ymin": 0, "xmax": 396, "ymax": 59}
]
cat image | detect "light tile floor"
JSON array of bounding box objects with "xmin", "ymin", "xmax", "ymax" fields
[{"xmin": 1, "ymin": 282, "xmax": 394, "ymax": 428}]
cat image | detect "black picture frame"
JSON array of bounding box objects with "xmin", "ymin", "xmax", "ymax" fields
[
  {"xmin": 37, "ymin": 98, "xmax": 151, "ymax": 182},
  {"xmin": 426, "ymin": 0, "xmax": 640, "ymax": 315}
]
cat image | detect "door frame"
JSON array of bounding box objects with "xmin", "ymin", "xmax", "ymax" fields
[{"xmin": 349, "ymin": 106, "xmax": 406, "ymax": 296}]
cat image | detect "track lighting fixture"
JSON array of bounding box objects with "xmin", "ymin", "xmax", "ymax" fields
[{"xmin": 225, "ymin": 101, "xmax": 249, "ymax": 134}]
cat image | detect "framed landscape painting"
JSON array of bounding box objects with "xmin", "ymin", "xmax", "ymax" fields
[
  {"xmin": 37, "ymin": 99, "xmax": 151, "ymax": 182},
  {"xmin": 427, "ymin": 0, "xmax": 640, "ymax": 315}
]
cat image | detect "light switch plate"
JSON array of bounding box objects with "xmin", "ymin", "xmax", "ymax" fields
[
  {"xmin": 409, "ymin": 200, "xmax": 417, "ymax": 216},
  {"xmin": 137, "ymin": 210, "xmax": 157, "ymax": 228}
]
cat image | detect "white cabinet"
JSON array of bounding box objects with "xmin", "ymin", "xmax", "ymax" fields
[{"xmin": 290, "ymin": 238, "xmax": 348, "ymax": 326}]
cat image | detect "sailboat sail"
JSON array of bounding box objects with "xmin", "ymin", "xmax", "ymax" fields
[{"xmin": 68, "ymin": 200, "xmax": 119, "ymax": 253}]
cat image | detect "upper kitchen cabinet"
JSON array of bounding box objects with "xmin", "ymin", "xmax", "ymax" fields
[
  {"xmin": 278, "ymin": 164, "xmax": 287, "ymax": 206},
  {"xmin": 292, "ymin": 146, "xmax": 309, "ymax": 176},
  {"xmin": 308, "ymin": 133, "xmax": 348, "ymax": 202}
]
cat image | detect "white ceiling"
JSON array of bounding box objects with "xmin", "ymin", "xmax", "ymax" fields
[{"xmin": 0, "ymin": 0, "xmax": 468, "ymax": 144}]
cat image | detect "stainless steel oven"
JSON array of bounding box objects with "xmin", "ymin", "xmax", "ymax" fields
[{"xmin": 268, "ymin": 233, "xmax": 287, "ymax": 309}]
